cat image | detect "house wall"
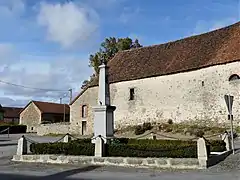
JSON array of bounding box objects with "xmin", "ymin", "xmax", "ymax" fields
[
  {"xmin": 3, "ymin": 117, "xmax": 19, "ymax": 124},
  {"xmin": 20, "ymin": 103, "xmax": 41, "ymax": 133},
  {"xmin": 70, "ymin": 61, "xmax": 240, "ymax": 135},
  {"xmin": 37, "ymin": 123, "xmax": 70, "ymax": 136},
  {"xmin": 70, "ymin": 87, "xmax": 98, "ymax": 135},
  {"xmin": 42, "ymin": 113, "xmax": 70, "ymax": 123}
]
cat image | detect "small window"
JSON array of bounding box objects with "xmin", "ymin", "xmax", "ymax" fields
[
  {"xmin": 229, "ymin": 74, "xmax": 240, "ymax": 81},
  {"xmin": 82, "ymin": 105, "xmax": 87, "ymax": 118},
  {"xmin": 202, "ymin": 81, "xmax": 204, "ymax": 87},
  {"xmin": 82, "ymin": 121, "xmax": 87, "ymax": 135},
  {"xmin": 129, "ymin": 88, "xmax": 135, "ymax": 100}
]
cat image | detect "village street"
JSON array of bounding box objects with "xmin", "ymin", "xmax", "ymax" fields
[{"xmin": 0, "ymin": 134, "xmax": 239, "ymax": 180}]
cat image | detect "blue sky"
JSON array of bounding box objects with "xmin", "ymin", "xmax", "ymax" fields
[{"xmin": 0, "ymin": 0, "xmax": 239, "ymax": 107}]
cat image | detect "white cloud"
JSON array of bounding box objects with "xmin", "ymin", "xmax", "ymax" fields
[
  {"xmin": 0, "ymin": 1, "xmax": 96, "ymax": 107},
  {"xmin": 0, "ymin": 46, "xmax": 93, "ymax": 106},
  {"xmin": 37, "ymin": 1, "xmax": 99, "ymax": 49}
]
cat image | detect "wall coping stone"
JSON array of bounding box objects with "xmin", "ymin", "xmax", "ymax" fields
[{"xmin": 12, "ymin": 154, "xmax": 202, "ymax": 169}]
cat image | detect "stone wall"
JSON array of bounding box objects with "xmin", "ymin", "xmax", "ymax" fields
[
  {"xmin": 70, "ymin": 61, "xmax": 240, "ymax": 134},
  {"xmin": 20, "ymin": 103, "xmax": 41, "ymax": 133},
  {"xmin": 70, "ymin": 87, "xmax": 98, "ymax": 135},
  {"xmin": 37, "ymin": 123, "xmax": 71, "ymax": 136},
  {"xmin": 12, "ymin": 155, "xmax": 201, "ymax": 169}
]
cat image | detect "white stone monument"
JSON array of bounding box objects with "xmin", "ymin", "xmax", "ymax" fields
[{"xmin": 92, "ymin": 58, "xmax": 116, "ymax": 151}]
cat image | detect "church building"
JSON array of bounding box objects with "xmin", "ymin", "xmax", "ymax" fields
[{"xmin": 69, "ymin": 21, "xmax": 240, "ymax": 135}]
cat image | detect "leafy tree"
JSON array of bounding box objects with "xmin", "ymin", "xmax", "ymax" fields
[
  {"xmin": 89, "ymin": 37, "xmax": 142, "ymax": 74},
  {"xmin": 89, "ymin": 52, "xmax": 102, "ymax": 74},
  {"xmin": 116, "ymin": 37, "xmax": 133, "ymax": 51},
  {"xmin": 82, "ymin": 37, "xmax": 142, "ymax": 89},
  {"xmin": 100, "ymin": 37, "xmax": 118, "ymax": 60},
  {"xmin": 131, "ymin": 39, "xmax": 142, "ymax": 48}
]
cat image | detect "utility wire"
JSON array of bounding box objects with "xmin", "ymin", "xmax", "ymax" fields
[{"xmin": 0, "ymin": 79, "xmax": 68, "ymax": 92}]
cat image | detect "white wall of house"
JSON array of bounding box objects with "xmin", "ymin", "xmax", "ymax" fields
[{"xmin": 70, "ymin": 61, "xmax": 240, "ymax": 134}]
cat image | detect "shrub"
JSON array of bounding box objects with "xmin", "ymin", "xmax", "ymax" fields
[
  {"xmin": 0, "ymin": 125, "xmax": 27, "ymax": 134},
  {"xmin": 106, "ymin": 143, "xmax": 197, "ymax": 158},
  {"xmin": 158, "ymin": 123, "xmax": 170, "ymax": 131},
  {"xmin": 134, "ymin": 125, "xmax": 145, "ymax": 135},
  {"xmin": 30, "ymin": 142, "xmax": 94, "ymax": 156},
  {"xmin": 127, "ymin": 139, "xmax": 196, "ymax": 146},
  {"xmin": 236, "ymin": 127, "xmax": 240, "ymax": 133},
  {"xmin": 30, "ymin": 139, "xmax": 198, "ymax": 158},
  {"xmin": 193, "ymin": 129, "xmax": 205, "ymax": 137},
  {"xmin": 167, "ymin": 119, "xmax": 173, "ymax": 125},
  {"xmin": 70, "ymin": 138, "xmax": 92, "ymax": 144},
  {"xmin": 164, "ymin": 127, "xmax": 173, "ymax": 132},
  {"xmin": 206, "ymin": 140, "xmax": 226, "ymax": 152},
  {"xmin": 142, "ymin": 122, "xmax": 152, "ymax": 131},
  {"xmin": 30, "ymin": 138, "xmax": 226, "ymax": 158},
  {"xmin": 111, "ymin": 138, "xmax": 129, "ymax": 144}
]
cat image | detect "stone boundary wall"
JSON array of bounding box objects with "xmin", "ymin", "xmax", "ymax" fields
[
  {"xmin": 12, "ymin": 155, "xmax": 201, "ymax": 169},
  {"xmin": 37, "ymin": 123, "xmax": 71, "ymax": 136}
]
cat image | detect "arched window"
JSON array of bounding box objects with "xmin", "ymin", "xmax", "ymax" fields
[
  {"xmin": 81, "ymin": 105, "xmax": 87, "ymax": 118},
  {"xmin": 229, "ymin": 74, "xmax": 240, "ymax": 81}
]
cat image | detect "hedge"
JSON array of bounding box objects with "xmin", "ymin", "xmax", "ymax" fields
[
  {"xmin": 112, "ymin": 138, "xmax": 226, "ymax": 152},
  {"xmin": 106, "ymin": 143, "xmax": 197, "ymax": 158},
  {"xmin": 0, "ymin": 125, "xmax": 27, "ymax": 134},
  {"xmin": 30, "ymin": 141, "xmax": 197, "ymax": 158},
  {"xmin": 30, "ymin": 142, "xmax": 94, "ymax": 156},
  {"xmin": 205, "ymin": 139, "xmax": 226, "ymax": 152},
  {"xmin": 29, "ymin": 138, "xmax": 226, "ymax": 158}
]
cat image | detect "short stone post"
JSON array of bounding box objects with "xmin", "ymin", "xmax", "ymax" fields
[
  {"xmin": 95, "ymin": 136, "xmax": 105, "ymax": 157},
  {"xmin": 221, "ymin": 132, "xmax": 231, "ymax": 151},
  {"xmin": 63, "ymin": 134, "xmax": 71, "ymax": 143},
  {"xmin": 16, "ymin": 136, "xmax": 27, "ymax": 155},
  {"xmin": 197, "ymin": 138, "xmax": 208, "ymax": 168},
  {"xmin": 150, "ymin": 132, "xmax": 156, "ymax": 140}
]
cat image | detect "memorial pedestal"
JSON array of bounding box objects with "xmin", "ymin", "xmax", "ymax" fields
[{"xmin": 92, "ymin": 105, "xmax": 116, "ymax": 144}]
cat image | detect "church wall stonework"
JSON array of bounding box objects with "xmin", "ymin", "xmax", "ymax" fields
[{"xmin": 70, "ymin": 61, "xmax": 240, "ymax": 134}]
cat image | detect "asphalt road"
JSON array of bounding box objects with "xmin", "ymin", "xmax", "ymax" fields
[
  {"xmin": 0, "ymin": 158, "xmax": 239, "ymax": 180},
  {"xmin": 0, "ymin": 134, "xmax": 239, "ymax": 180}
]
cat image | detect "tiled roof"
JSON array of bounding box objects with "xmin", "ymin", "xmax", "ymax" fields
[
  {"xmin": 2, "ymin": 107, "xmax": 23, "ymax": 118},
  {"xmin": 21, "ymin": 101, "xmax": 70, "ymax": 114},
  {"xmin": 70, "ymin": 21, "xmax": 240, "ymax": 105}
]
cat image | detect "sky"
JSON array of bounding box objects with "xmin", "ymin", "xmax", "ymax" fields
[{"xmin": 0, "ymin": 0, "xmax": 239, "ymax": 107}]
